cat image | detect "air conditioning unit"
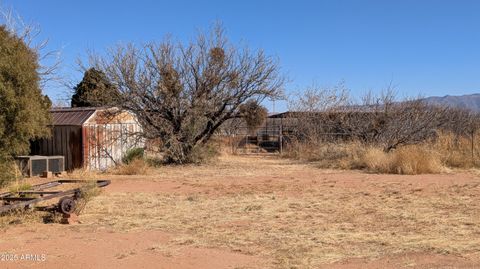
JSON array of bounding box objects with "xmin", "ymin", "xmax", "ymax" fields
[
  {"xmin": 48, "ymin": 156, "xmax": 65, "ymax": 174},
  {"xmin": 15, "ymin": 156, "xmax": 65, "ymax": 177},
  {"xmin": 31, "ymin": 156, "xmax": 48, "ymax": 177}
]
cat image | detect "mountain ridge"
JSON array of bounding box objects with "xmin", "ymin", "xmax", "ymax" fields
[{"xmin": 423, "ymin": 93, "xmax": 480, "ymax": 112}]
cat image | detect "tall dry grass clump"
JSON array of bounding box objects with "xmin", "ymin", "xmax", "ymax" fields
[
  {"xmin": 362, "ymin": 146, "xmax": 443, "ymax": 174},
  {"xmin": 74, "ymin": 181, "xmax": 102, "ymax": 215},
  {"xmin": 282, "ymin": 140, "xmax": 366, "ymax": 169},
  {"xmin": 112, "ymin": 158, "xmax": 149, "ymax": 175},
  {"xmin": 283, "ymin": 141, "xmax": 445, "ymax": 174},
  {"xmin": 434, "ymin": 132, "xmax": 478, "ymax": 168}
]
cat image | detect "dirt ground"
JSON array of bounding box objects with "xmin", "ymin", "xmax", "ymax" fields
[{"xmin": 1, "ymin": 154, "xmax": 479, "ymax": 268}]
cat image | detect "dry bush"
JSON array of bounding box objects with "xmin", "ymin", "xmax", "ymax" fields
[
  {"xmin": 8, "ymin": 181, "xmax": 31, "ymax": 193},
  {"xmin": 238, "ymin": 100, "xmax": 268, "ymax": 134},
  {"xmin": 74, "ymin": 181, "xmax": 102, "ymax": 215},
  {"xmin": 283, "ymin": 140, "xmax": 444, "ymax": 174},
  {"xmin": 434, "ymin": 132, "xmax": 479, "ymax": 168},
  {"xmin": 282, "ymin": 139, "xmax": 365, "ymax": 169},
  {"xmin": 188, "ymin": 143, "xmax": 220, "ymax": 164},
  {"xmin": 112, "ymin": 158, "xmax": 149, "ymax": 175},
  {"xmin": 68, "ymin": 168, "xmax": 101, "ymax": 180},
  {"xmin": 362, "ymin": 146, "xmax": 443, "ymax": 174},
  {"xmin": 0, "ymin": 156, "xmax": 18, "ymax": 188},
  {"xmin": 214, "ymin": 136, "xmax": 241, "ymax": 155},
  {"xmin": 0, "ymin": 209, "xmax": 45, "ymax": 229}
]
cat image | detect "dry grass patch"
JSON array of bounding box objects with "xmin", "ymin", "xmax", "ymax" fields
[
  {"xmin": 111, "ymin": 159, "xmax": 150, "ymax": 175},
  {"xmin": 362, "ymin": 146, "xmax": 443, "ymax": 174},
  {"xmin": 80, "ymin": 182, "xmax": 480, "ymax": 268},
  {"xmin": 283, "ymin": 141, "xmax": 445, "ymax": 174},
  {"xmin": 0, "ymin": 180, "xmax": 104, "ymax": 229},
  {"xmin": 283, "ymin": 131, "xmax": 480, "ymax": 174},
  {"xmin": 435, "ymin": 132, "xmax": 480, "ymax": 168},
  {"xmin": 68, "ymin": 168, "xmax": 102, "ymax": 180},
  {"xmin": 282, "ymin": 141, "xmax": 367, "ymax": 170},
  {"xmin": 0, "ymin": 210, "xmax": 44, "ymax": 229}
]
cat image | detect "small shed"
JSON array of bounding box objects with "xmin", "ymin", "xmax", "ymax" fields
[{"xmin": 31, "ymin": 107, "xmax": 143, "ymax": 171}]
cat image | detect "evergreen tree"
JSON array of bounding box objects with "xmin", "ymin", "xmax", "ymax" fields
[
  {"xmin": 0, "ymin": 25, "xmax": 51, "ymax": 185},
  {"xmin": 71, "ymin": 68, "xmax": 117, "ymax": 107}
]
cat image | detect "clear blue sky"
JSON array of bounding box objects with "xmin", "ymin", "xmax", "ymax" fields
[{"xmin": 2, "ymin": 0, "xmax": 480, "ymax": 112}]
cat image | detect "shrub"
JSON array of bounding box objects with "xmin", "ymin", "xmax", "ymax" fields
[
  {"xmin": 74, "ymin": 181, "xmax": 102, "ymax": 215},
  {"xmin": 189, "ymin": 143, "xmax": 220, "ymax": 164},
  {"xmin": 282, "ymin": 140, "xmax": 366, "ymax": 169},
  {"xmin": 0, "ymin": 156, "xmax": 17, "ymax": 188},
  {"xmin": 113, "ymin": 159, "xmax": 149, "ymax": 175},
  {"xmin": 238, "ymin": 100, "xmax": 268, "ymax": 134},
  {"xmin": 283, "ymin": 140, "xmax": 443, "ymax": 175},
  {"xmin": 122, "ymin": 148, "xmax": 145, "ymax": 164},
  {"xmin": 8, "ymin": 182, "xmax": 31, "ymax": 193},
  {"xmin": 434, "ymin": 132, "xmax": 477, "ymax": 168},
  {"xmin": 354, "ymin": 145, "xmax": 442, "ymax": 174}
]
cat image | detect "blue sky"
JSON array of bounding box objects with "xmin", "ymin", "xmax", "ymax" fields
[{"xmin": 2, "ymin": 0, "xmax": 480, "ymax": 112}]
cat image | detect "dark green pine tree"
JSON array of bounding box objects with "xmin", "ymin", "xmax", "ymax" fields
[{"xmin": 71, "ymin": 68, "xmax": 118, "ymax": 107}]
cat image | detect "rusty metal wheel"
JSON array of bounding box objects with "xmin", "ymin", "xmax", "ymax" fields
[{"xmin": 58, "ymin": 197, "xmax": 76, "ymax": 214}]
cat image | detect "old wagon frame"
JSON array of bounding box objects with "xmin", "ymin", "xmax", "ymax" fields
[{"xmin": 0, "ymin": 179, "xmax": 110, "ymax": 215}]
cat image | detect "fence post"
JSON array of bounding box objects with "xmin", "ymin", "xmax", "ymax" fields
[{"xmin": 472, "ymin": 129, "xmax": 475, "ymax": 164}]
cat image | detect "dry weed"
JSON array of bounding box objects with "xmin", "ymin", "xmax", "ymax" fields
[
  {"xmin": 111, "ymin": 159, "xmax": 149, "ymax": 175},
  {"xmin": 80, "ymin": 182, "xmax": 480, "ymax": 268},
  {"xmin": 434, "ymin": 132, "xmax": 479, "ymax": 168},
  {"xmin": 0, "ymin": 210, "xmax": 60, "ymax": 230},
  {"xmin": 282, "ymin": 140, "xmax": 365, "ymax": 169},
  {"xmin": 362, "ymin": 146, "xmax": 443, "ymax": 174},
  {"xmin": 74, "ymin": 181, "xmax": 102, "ymax": 215},
  {"xmin": 284, "ymin": 140, "xmax": 446, "ymax": 174},
  {"xmin": 68, "ymin": 168, "xmax": 101, "ymax": 180}
]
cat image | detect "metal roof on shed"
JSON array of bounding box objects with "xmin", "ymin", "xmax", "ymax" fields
[{"xmin": 50, "ymin": 107, "xmax": 98, "ymax": 126}]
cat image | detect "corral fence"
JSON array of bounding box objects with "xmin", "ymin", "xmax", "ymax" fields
[{"xmin": 220, "ymin": 115, "xmax": 480, "ymax": 166}]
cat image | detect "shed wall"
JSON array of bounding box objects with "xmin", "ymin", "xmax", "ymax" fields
[
  {"xmin": 30, "ymin": 126, "xmax": 83, "ymax": 170},
  {"xmin": 83, "ymin": 123, "xmax": 143, "ymax": 171}
]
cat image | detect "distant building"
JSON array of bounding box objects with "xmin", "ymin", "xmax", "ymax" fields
[{"xmin": 31, "ymin": 107, "xmax": 143, "ymax": 171}]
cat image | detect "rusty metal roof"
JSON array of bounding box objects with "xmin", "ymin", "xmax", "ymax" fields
[{"xmin": 50, "ymin": 107, "xmax": 98, "ymax": 126}]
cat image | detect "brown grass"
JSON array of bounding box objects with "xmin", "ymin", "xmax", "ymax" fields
[
  {"xmin": 78, "ymin": 156, "xmax": 480, "ymax": 268},
  {"xmin": 282, "ymin": 140, "xmax": 365, "ymax": 169},
  {"xmin": 111, "ymin": 159, "xmax": 150, "ymax": 175},
  {"xmin": 282, "ymin": 132, "xmax": 480, "ymax": 174},
  {"xmin": 74, "ymin": 180, "xmax": 103, "ymax": 215},
  {"xmin": 0, "ymin": 210, "xmax": 49, "ymax": 230},
  {"xmin": 0, "ymin": 179, "xmax": 103, "ymax": 228},
  {"xmin": 434, "ymin": 132, "xmax": 479, "ymax": 168},
  {"xmin": 68, "ymin": 168, "xmax": 102, "ymax": 180},
  {"xmin": 2, "ymin": 155, "xmax": 478, "ymax": 267},
  {"xmin": 362, "ymin": 146, "xmax": 443, "ymax": 174}
]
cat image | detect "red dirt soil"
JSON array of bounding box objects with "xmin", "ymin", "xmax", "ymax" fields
[
  {"xmin": 0, "ymin": 226, "xmax": 261, "ymax": 269},
  {"xmin": 1, "ymin": 155, "xmax": 479, "ymax": 268}
]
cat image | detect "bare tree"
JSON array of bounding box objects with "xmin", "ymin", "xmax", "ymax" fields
[
  {"xmin": 287, "ymin": 83, "xmax": 459, "ymax": 152},
  {"xmin": 288, "ymin": 81, "xmax": 350, "ymax": 112},
  {"xmin": 286, "ymin": 81, "xmax": 351, "ymax": 143},
  {"xmin": 86, "ymin": 24, "xmax": 284, "ymax": 163}
]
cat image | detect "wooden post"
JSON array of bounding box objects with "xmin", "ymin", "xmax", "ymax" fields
[
  {"xmin": 472, "ymin": 129, "xmax": 475, "ymax": 164},
  {"xmin": 279, "ymin": 125, "xmax": 283, "ymax": 154}
]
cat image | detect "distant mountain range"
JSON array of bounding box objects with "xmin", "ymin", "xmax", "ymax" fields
[{"xmin": 423, "ymin": 93, "xmax": 480, "ymax": 112}]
